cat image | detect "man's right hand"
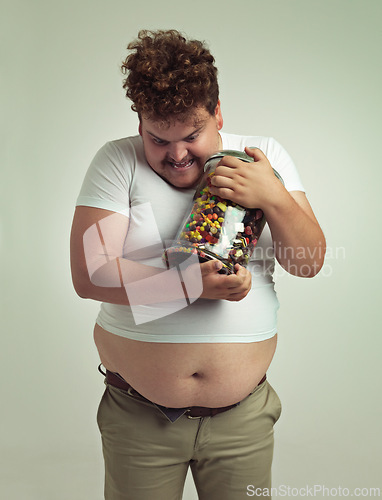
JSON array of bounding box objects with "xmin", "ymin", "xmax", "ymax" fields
[{"xmin": 198, "ymin": 260, "xmax": 252, "ymax": 302}]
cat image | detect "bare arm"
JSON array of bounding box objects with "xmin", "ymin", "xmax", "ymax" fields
[
  {"xmin": 264, "ymin": 189, "xmax": 325, "ymax": 277},
  {"xmin": 70, "ymin": 206, "xmax": 252, "ymax": 305},
  {"xmin": 209, "ymin": 147, "xmax": 326, "ymax": 277},
  {"xmin": 70, "ymin": 206, "xmax": 160, "ymax": 304}
]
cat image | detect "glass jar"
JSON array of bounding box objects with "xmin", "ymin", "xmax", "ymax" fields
[{"xmin": 163, "ymin": 149, "xmax": 284, "ymax": 274}]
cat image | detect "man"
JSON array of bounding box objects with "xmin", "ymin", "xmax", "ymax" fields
[{"xmin": 70, "ymin": 29, "xmax": 325, "ymax": 499}]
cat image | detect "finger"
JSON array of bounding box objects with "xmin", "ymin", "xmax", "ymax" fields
[
  {"xmin": 218, "ymin": 155, "xmax": 241, "ymax": 167},
  {"xmin": 225, "ymin": 272, "xmax": 247, "ymax": 289},
  {"xmin": 210, "ymin": 173, "xmax": 237, "ymax": 188},
  {"xmin": 209, "ymin": 186, "xmax": 240, "ymax": 204},
  {"xmin": 234, "ymin": 264, "xmax": 248, "ymax": 276},
  {"xmin": 212, "ymin": 165, "xmax": 238, "ymax": 180},
  {"xmin": 244, "ymin": 146, "xmax": 266, "ymax": 162},
  {"xmin": 214, "ymin": 160, "xmax": 253, "ymax": 182},
  {"xmin": 200, "ymin": 259, "xmax": 223, "ymax": 276},
  {"xmin": 233, "ymin": 265, "xmax": 251, "ymax": 287}
]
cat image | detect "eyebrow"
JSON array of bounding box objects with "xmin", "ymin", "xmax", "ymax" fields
[{"xmin": 146, "ymin": 125, "xmax": 205, "ymax": 142}]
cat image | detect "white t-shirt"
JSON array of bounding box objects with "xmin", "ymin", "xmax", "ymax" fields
[{"xmin": 76, "ymin": 132, "xmax": 304, "ymax": 342}]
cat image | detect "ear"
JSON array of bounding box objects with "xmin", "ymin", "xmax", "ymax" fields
[{"xmin": 215, "ymin": 100, "xmax": 223, "ymax": 130}]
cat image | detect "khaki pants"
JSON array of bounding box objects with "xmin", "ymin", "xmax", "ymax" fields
[{"xmin": 97, "ymin": 378, "xmax": 282, "ymax": 500}]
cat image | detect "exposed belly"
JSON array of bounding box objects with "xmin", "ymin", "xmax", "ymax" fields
[{"xmin": 94, "ymin": 323, "xmax": 277, "ymax": 408}]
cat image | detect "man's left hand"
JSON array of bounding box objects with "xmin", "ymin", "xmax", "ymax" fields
[{"xmin": 209, "ymin": 146, "xmax": 282, "ymax": 209}]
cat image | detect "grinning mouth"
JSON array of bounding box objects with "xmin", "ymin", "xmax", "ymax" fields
[{"xmin": 169, "ymin": 159, "xmax": 195, "ymax": 169}]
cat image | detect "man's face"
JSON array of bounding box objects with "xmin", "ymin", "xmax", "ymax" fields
[{"xmin": 139, "ymin": 104, "xmax": 223, "ymax": 189}]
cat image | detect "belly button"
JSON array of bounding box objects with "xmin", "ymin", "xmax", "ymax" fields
[{"xmin": 192, "ymin": 372, "xmax": 200, "ymax": 378}]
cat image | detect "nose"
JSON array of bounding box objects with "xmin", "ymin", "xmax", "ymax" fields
[{"xmin": 167, "ymin": 142, "xmax": 188, "ymax": 163}]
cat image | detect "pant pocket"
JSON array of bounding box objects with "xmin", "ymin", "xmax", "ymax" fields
[
  {"xmin": 96, "ymin": 387, "xmax": 109, "ymax": 432},
  {"xmin": 268, "ymin": 383, "xmax": 282, "ymax": 423}
]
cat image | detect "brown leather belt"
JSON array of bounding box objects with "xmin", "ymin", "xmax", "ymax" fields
[{"xmin": 104, "ymin": 368, "xmax": 266, "ymax": 418}]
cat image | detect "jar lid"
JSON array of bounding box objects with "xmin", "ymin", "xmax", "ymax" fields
[{"xmin": 205, "ymin": 150, "xmax": 253, "ymax": 166}]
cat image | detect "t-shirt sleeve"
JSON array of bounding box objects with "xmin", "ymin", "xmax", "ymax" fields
[
  {"xmin": 76, "ymin": 141, "xmax": 132, "ymax": 216},
  {"xmin": 221, "ymin": 132, "xmax": 305, "ymax": 193},
  {"xmin": 262, "ymin": 137, "xmax": 305, "ymax": 193}
]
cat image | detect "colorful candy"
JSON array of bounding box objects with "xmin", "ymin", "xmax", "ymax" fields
[
  {"xmin": 164, "ymin": 173, "xmax": 266, "ymax": 273},
  {"xmin": 163, "ymin": 150, "xmax": 283, "ymax": 274}
]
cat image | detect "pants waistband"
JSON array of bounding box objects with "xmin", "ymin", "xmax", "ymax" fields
[{"xmin": 99, "ymin": 365, "xmax": 266, "ymax": 421}]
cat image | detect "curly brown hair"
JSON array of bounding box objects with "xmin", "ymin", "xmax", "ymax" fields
[{"xmin": 121, "ymin": 30, "xmax": 219, "ymax": 121}]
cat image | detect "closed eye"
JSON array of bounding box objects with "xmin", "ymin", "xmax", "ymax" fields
[
  {"xmin": 152, "ymin": 137, "xmax": 169, "ymax": 145},
  {"xmin": 185, "ymin": 135, "xmax": 198, "ymax": 142}
]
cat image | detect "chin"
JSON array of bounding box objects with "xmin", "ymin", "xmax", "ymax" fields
[
  {"xmin": 169, "ymin": 170, "xmax": 203, "ymax": 189},
  {"xmin": 170, "ymin": 178, "xmax": 196, "ymax": 189}
]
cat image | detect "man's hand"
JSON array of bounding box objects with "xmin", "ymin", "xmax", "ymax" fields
[
  {"xmin": 209, "ymin": 147, "xmax": 282, "ymax": 209},
  {"xmin": 197, "ymin": 260, "xmax": 252, "ymax": 301}
]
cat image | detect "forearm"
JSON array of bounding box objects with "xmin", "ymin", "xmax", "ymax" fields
[
  {"xmin": 78, "ymin": 258, "xmax": 188, "ymax": 305},
  {"xmin": 76, "ymin": 255, "xmax": 250, "ymax": 305},
  {"xmin": 264, "ymin": 186, "xmax": 326, "ymax": 277}
]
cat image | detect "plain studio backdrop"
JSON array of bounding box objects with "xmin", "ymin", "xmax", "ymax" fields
[{"xmin": 1, "ymin": 0, "xmax": 381, "ymax": 498}]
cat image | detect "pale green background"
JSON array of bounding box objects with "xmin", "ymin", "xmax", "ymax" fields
[{"xmin": 1, "ymin": 0, "xmax": 381, "ymax": 498}]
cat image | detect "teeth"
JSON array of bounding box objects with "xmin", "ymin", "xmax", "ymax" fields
[{"xmin": 172, "ymin": 159, "xmax": 193, "ymax": 169}]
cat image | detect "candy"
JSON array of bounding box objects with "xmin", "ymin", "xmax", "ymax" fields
[
  {"xmin": 163, "ymin": 182, "xmax": 266, "ymax": 272},
  {"xmin": 162, "ymin": 151, "xmax": 280, "ymax": 274}
]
